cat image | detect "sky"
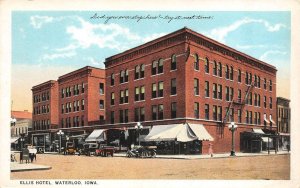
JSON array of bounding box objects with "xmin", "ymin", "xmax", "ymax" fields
[{"xmin": 11, "ymin": 11, "xmax": 291, "ymax": 112}]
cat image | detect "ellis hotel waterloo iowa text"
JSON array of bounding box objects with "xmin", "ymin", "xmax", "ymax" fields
[{"xmin": 30, "ymin": 27, "xmax": 278, "ymax": 155}]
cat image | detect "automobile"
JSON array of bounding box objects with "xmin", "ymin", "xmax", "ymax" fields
[
  {"xmin": 64, "ymin": 142, "xmax": 76, "ymax": 155},
  {"xmin": 81, "ymin": 143, "xmax": 99, "ymax": 156},
  {"xmin": 95, "ymin": 145, "xmax": 115, "ymax": 157}
]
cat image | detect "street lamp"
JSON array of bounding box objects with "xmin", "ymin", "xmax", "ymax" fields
[
  {"xmin": 228, "ymin": 122, "xmax": 238, "ymax": 156},
  {"xmin": 57, "ymin": 130, "xmax": 64, "ymax": 154},
  {"xmin": 135, "ymin": 122, "xmax": 143, "ymax": 146}
]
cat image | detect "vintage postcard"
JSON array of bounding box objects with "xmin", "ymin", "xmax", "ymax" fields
[{"xmin": 0, "ymin": 0, "xmax": 299, "ymax": 188}]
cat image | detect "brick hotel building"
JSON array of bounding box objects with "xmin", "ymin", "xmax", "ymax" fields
[
  {"xmin": 103, "ymin": 27, "xmax": 277, "ymax": 154},
  {"xmin": 31, "ymin": 66, "xmax": 105, "ymax": 152}
]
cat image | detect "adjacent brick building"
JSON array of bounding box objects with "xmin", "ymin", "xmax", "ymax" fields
[
  {"xmin": 277, "ymin": 97, "xmax": 290, "ymax": 150},
  {"xmin": 103, "ymin": 27, "xmax": 277, "ymax": 154},
  {"xmin": 32, "ymin": 80, "xmax": 59, "ymax": 131},
  {"xmin": 57, "ymin": 66, "xmax": 106, "ymax": 133}
]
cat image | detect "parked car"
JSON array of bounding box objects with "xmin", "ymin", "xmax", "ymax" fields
[
  {"xmin": 64, "ymin": 142, "xmax": 76, "ymax": 155},
  {"xmin": 81, "ymin": 143, "xmax": 98, "ymax": 156},
  {"xmin": 95, "ymin": 145, "xmax": 115, "ymax": 157}
]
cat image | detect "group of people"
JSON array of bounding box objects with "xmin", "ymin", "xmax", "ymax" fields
[{"xmin": 19, "ymin": 145, "xmax": 37, "ymax": 164}]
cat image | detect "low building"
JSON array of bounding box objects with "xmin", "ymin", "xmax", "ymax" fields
[{"xmin": 277, "ymin": 97, "xmax": 290, "ymax": 151}]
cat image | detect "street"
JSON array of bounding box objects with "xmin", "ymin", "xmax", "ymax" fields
[{"xmin": 11, "ymin": 153, "xmax": 290, "ymax": 179}]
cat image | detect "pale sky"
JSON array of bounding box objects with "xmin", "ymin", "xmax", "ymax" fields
[{"xmin": 12, "ymin": 11, "xmax": 290, "ymax": 112}]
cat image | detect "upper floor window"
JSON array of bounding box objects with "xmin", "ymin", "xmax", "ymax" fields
[
  {"xmin": 264, "ymin": 78, "xmax": 267, "ymax": 90},
  {"xmin": 110, "ymin": 111, "xmax": 114, "ymax": 124},
  {"xmin": 158, "ymin": 81, "xmax": 164, "ymax": 97},
  {"xmin": 238, "ymin": 69, "xmax": 241, "ymax": 82},
  {"xmin": 217, "ymin": 106, "xmax": 222, "ymax": 121},
  {"xmin": 264, "ymin": 96, "xmax": 267, "ymax": 108},
  {"xmin": 152, "ymin": 105, "xmax": 157, "ymax": 120},
  {"xmin": 205, "ymin": 104, "xmax": 209, "ymax": 120},
  {"xmin": 111, "ymin": 74, "xmax": 115, "ymax": 86},
  {"xmin": 218, "ymin": 84, "xmax": 222, "ymax": 100},
  {"xmin": 171, "ymin": 102, "xmax": 177, "ymax": 119},
  {"xmin": 213, "ymin": 61, "xmax": 217, "ymax": 76},
  {"xmin": 61, "ymin": 89, "xmax": 65, "ymax": 98},
  {"xmin": 225, "ymin": 65, "xmax": 229, "ymax": 79},
  {"xmin": 134, "ymin": 86, "xmax": 145, "ymax": 101},
  {"xmin": 140, "ymin": 64, "xmax": 145, "ymax": 78},
  {"xmin": 171, "ymin": 79, "xmax": 177, "ymax": 95},
  {"xmin": 152, "ymin": 61, "xmax": 157, "ymax": 75},
  {"xmin": 230, "ymin": 66, "xmax": 233, "ymax": 80},
  {"xmin": 99, "ymin": 83, "xmax": 104, "ymax": 94},
  {"xmin": 270, "ymin": 97, "xmax": 273, "ymax": 109},
  {"xmin": 194, "ymin": 78, "xmax": 199, "ymax": 95},
  {"xmin": 254, "ymin": 75, "xmax": 258, "ymax": 87},
  {"xmin": 213, "ymin": 105, "xmax": 217, "ymax": 120},
  {"xmin": 81, "ymin": 83, "xmax": 84, "ymax": 93},
  {"xmin": 99, "ymin": 100, "xmax": 104, "ymax": 109},
  {"xmin": 205, "ymin": 81, "xmax": 209, "ymax": 97},
  {"xmin": 135, "ymin": 65, "xmax": 140, "ymax": 80},
  {"xmin": 205, "ymin": 57, "xmax": 209, "ymax": 73},
  {"xmin": 194, "ymin": 102, "xmax": 199, "ymax": 119},
  {"xmin": 158, "ymin": 59, "xmax": 164, "ymax": 74},
  {"xmin": 258, "ymin": 76, "xmax": 261, "ymax": 88},
  {"xmin": 125, "ymin": 69, "xmax": 129, "ymax": 82},
  {"xmin": 120, "ymin": 70, "xmax": 125, "ymax": 83},
  {"xmin": 249, "ymin": 73, "xmax": 252, "ymax": 84},
  {"xmin": 218, "ymin": 62, "xmax": 222, "ymax": 77},
  {"xmin": 269, "ymin": 80, "xmax": 273, "ymax": 91},
  {"xmin": 245, "ymin": 72, "xmax": 249, "ymax": 85},
  {"xmin": 152, "ymin": 83, "xmax": 157, "ymax": 98},
  {"xmin": 171, "ymin": 54, "xmax": 177, "ymax": 70},
  {"xmin": 194, "ymin": 54, "xmax": 199, "ymax": 70},
  {"xmin": 111, "ymin": 93, "xmax": 115, "ymax": 105},
  {"xmin": 213, "ymin": 83, "xmax": 217, "ymax": 99},
  {"xmin": 158, "ymin": 104, "xmax": 164, "ymax": 120},
  {"xmin": 81, "ymin": 99, "xmax": 85, "ymax": 110}
]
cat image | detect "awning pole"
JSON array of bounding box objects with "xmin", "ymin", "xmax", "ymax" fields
[{"xmin": 268, "ymin": 137, "xmax": 270, "ymax": 154}]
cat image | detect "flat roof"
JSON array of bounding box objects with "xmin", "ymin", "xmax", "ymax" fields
[
  {"xmin": 58, "ymin": 66, "xmax": 104, "ymax": 81},
  {"xmin": 105, "ymin": 27, "xmax": 276, "ymax": 71},
  {"xmin": 32, "ymin": 80, "xmax": 57, "ymax": 90}
]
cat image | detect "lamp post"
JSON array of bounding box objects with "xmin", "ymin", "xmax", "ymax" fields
[
  {"xmin": 228, "ymin": 122, "xmax": 238, "ymax": 156},
  {"xmin": 20, "ymin": 136, "xmax": 25, "ymax": 150},
  {"xmin": 135, "ymin": 122, "xmax": 143, "ymax": 146},
  {"xmin": 57, "ymin": 130, "xmax": 64, "ymax": 154}
]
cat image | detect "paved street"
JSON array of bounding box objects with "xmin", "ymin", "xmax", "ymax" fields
[{"xmin": 11, "ymin": 153, "xmax": 289, "ymax": 179}]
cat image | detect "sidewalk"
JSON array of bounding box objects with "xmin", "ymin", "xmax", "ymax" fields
[
  {"xmin": 11, "ymin": 162, "xmax": 51, "ymax": 172},
  {"xmin": 113, "ymin": 150, "xmax": 290, "ymax": 159}
]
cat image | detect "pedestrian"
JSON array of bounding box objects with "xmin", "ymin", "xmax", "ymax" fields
[
  {"xmin": 287, "ymin": 144, "xmax": 290, "ymax": 153},
  {"xmin": 208, "ymin": 143, "xmax": 213, "ymax": 157}
]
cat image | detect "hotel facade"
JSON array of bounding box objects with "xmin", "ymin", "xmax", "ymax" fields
[{"xmin": 102, "ymin": 27, "xmax": 277, "ymax": 154}]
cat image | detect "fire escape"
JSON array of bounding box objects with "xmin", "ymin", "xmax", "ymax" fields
[{"xmin": 217, "ymin": 81, "xmax": 255, "ymax": 137}]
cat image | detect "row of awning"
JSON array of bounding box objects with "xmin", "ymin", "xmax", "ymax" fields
[
  {"xmin": 84, "ymin": 123, "xmax": 214, "ymax": 143},
  {"xmin": 252, "ymin": 128, "xmax": 272, "ymax": 143}
]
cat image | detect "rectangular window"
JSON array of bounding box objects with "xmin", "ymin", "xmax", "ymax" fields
[
  {"xmin": 110, "ymin": 111, "xmax": 114, "ymax": 124},
  {"xmin": 124, "ymin": 109, "xmax": 129, "ymax": 123},
  {"xmin": 61, "ymin": 89, "xmax": 64, "ymax": 98},
  {"xmin": 258, "ymin": 112, "xmax": 261, "ymax": 125},
  {"xmin": 111, "ymin": 74, "xmax": 115, "ymax": 86},
  {"xmin": 205, "ymin": 81, "xmax": 209, "ymax": 97},
  {"xmin": 134, "ymin": 108, "xmax": 139, "ymax": 122},
  {"xmin": 140, "ymin": 107, "xmax": 145, "ymax": 121},
  {"xmin": 69, "ymin": 103, "xmax": 72, "ymax": 113},
  {"xmin": 152, "ymin": 61, "xmax": 157, "ymax": 75},
  {"xmin": 264, "ymin": 78, "xmax": 267, "ymax": 90},
  {"xmin": 194, "ymin": 78, "xmax": 199, "ymax": 95},
  {"xmin": 213, "ymin": 106, "xmax": 217, "ymax": 121},
  {"xmin": 171, "ymin": 102, "xmax": 177, "ymax": 118},
  {"xmin": 269, "ymin": 80, "xmax": 272, "ymax": 91},
  {"xmin": 238, "ymin": 70, "xmax": 241, "ymax": 82},
  {"xmin": 61, "ymin": 119, "xmax": 64, "ymax": 128},
  {"xmin": 77, "ymin": 101, "xmax": 79, "ymax": 111},
  {"xmin": 249, "ymin": 111, "xmax": 253, "ymax": 124},
  {"xmin": 125, "ymin": 89, "xmax": 129, "ymax": 103},
  {"xmin": 152, "ymin": 83, "xmax": 157, "ymax": 98},
  {"xmin": 158, "ymin": 81, "xmax": 164, "ymax": 97},
  {"xmin": 152, "ymin": 105, "xmax": 157, "ymax": 120},
  {"xmin": 225, "ymin": 66, "xmax": 229, "ymax": 79},
  {"xmin": 194, "ymin": 102, "xmax": 199, "ymax": 119},
  {"xmin": 254, "ymin": 112, "xmax": 258, "ymax": 125},
  {"xmin": 100, "ymin": 100, "xmax": 104, "ymax": 109},
  {"xmin": 120, "ymin": 71, "xmax": 124, "ymax": 83},
  {"xmin": 230, "ymin": 108, "xmax": 234, "ymax": 122},
  {"xmin": 246, "ymin": 111, "xmax": 249, "ymax": 124},
  {"xmin": 61, "ymin": 104, "xmax": 64, "ymax": 114},
  {"xmin": 140, "ymin": 64, "xmax": 145, "ymax": 78},
  {"xmin": 205, "ymin": 104, "xmax": 209, "ymax": 120},
  {"xmin": 171, "ymin": 55, "xmax": 177, "ymax": 70},
  {"xmin": 158, "ymin": 104, "xmax": 164, "ymax": 120},
  {"xmin": 171, "ymin": 79, "xmax": 177, "ymax": 95},
  {"xmin": 81, "ymin": 83, "xmax": 85, "ymax": 93},
  {"xmin": 217, "ymin": 106, "xmax": 222, "ymax": 121},
  {"xmin": 205, "ymin": 58, "xmax": 209, "ymax": 73},
  {"xmin": 140, "ymin": 86, "xmax": 145, "ymax": 100},
  {"xmin": 270, "ymin": 97, "xmax": 273, "ymax": 109},
  {"xmin": 218, "ymin": 63, "xmax": 222, "ymax": 77},
  {"xmin": 99, "ymin": 83, "xmax": 104, "ymax": 94},
  {"xmin": 135, "ymin": 65, "xmax": 140, "ymax": 80},
  {"xmin": 213, "ymin": 62, "xmax": 217, "ymax": 76},
  {"xmin": 238, "ymin": 109, "xmax": 241, "ymax": 123},
  {"xmin": 213, "ymin": 83, "xmax": 217, "ymax": 99},
  {"xmin": 81, "ymin": 99, "xmax": 84, "ymax": 110},
  {"xmin": 249, "ymin": 92, "xmax": 252, "ymax": 105},
  {"xmin": 111, "ymin": 93, "xmax": 115, "ymax": 105},
  {"xmin": 120, "ymin": 90, "xmax": 124, "ymax": 104},
  {"xmin": 230, "ymin": 67, "xmax": 233, "ymax": 80},
  {"xmin": 218, "ymin": 84, "xmax": 222, "ymax": 100},
  {"xmin": 230, "ymin": 88, "xmax": 234, "ymax": 101},
  {"xmin": 254, "ymin": 94, "xmax": 257, "ymax": 106},
  {"xmin": 81, "ymin": 115, "xmax": 84, "ymax": 126},
  {"xmin": 226, "ymin": 87, "xmax": 229, "ymax": 101},
  {"xmin": 73, "ymin": 101, "xmax": 76, "ymax": 112},
  {"xmin": 120, "ymin": 110, "xmax": 124, "ymax": 123},
  {"xmin": 238, "ymin": 89, "xmax": 242, "ymax": 102},
  {"xmin": 66, "ymin": 103, "xmax": 69, "ymax": 113},
  {"xmin": 158, "ymin": 59, "xmax": 164, "ymax": 74},
  {"xmin": 125, "ymin": 70, "xmax": 129, "ymax": 82},
  {"xmin": 258, "ymin": 76, "xmax": 261, "ymax": 88},
  {"xmin": 135, "ymin": 87, "xmax": 140, "ymax": 101},
  {"xmin": 264, "ymin": 96, "xmax": 267, "ymax": 108}
]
